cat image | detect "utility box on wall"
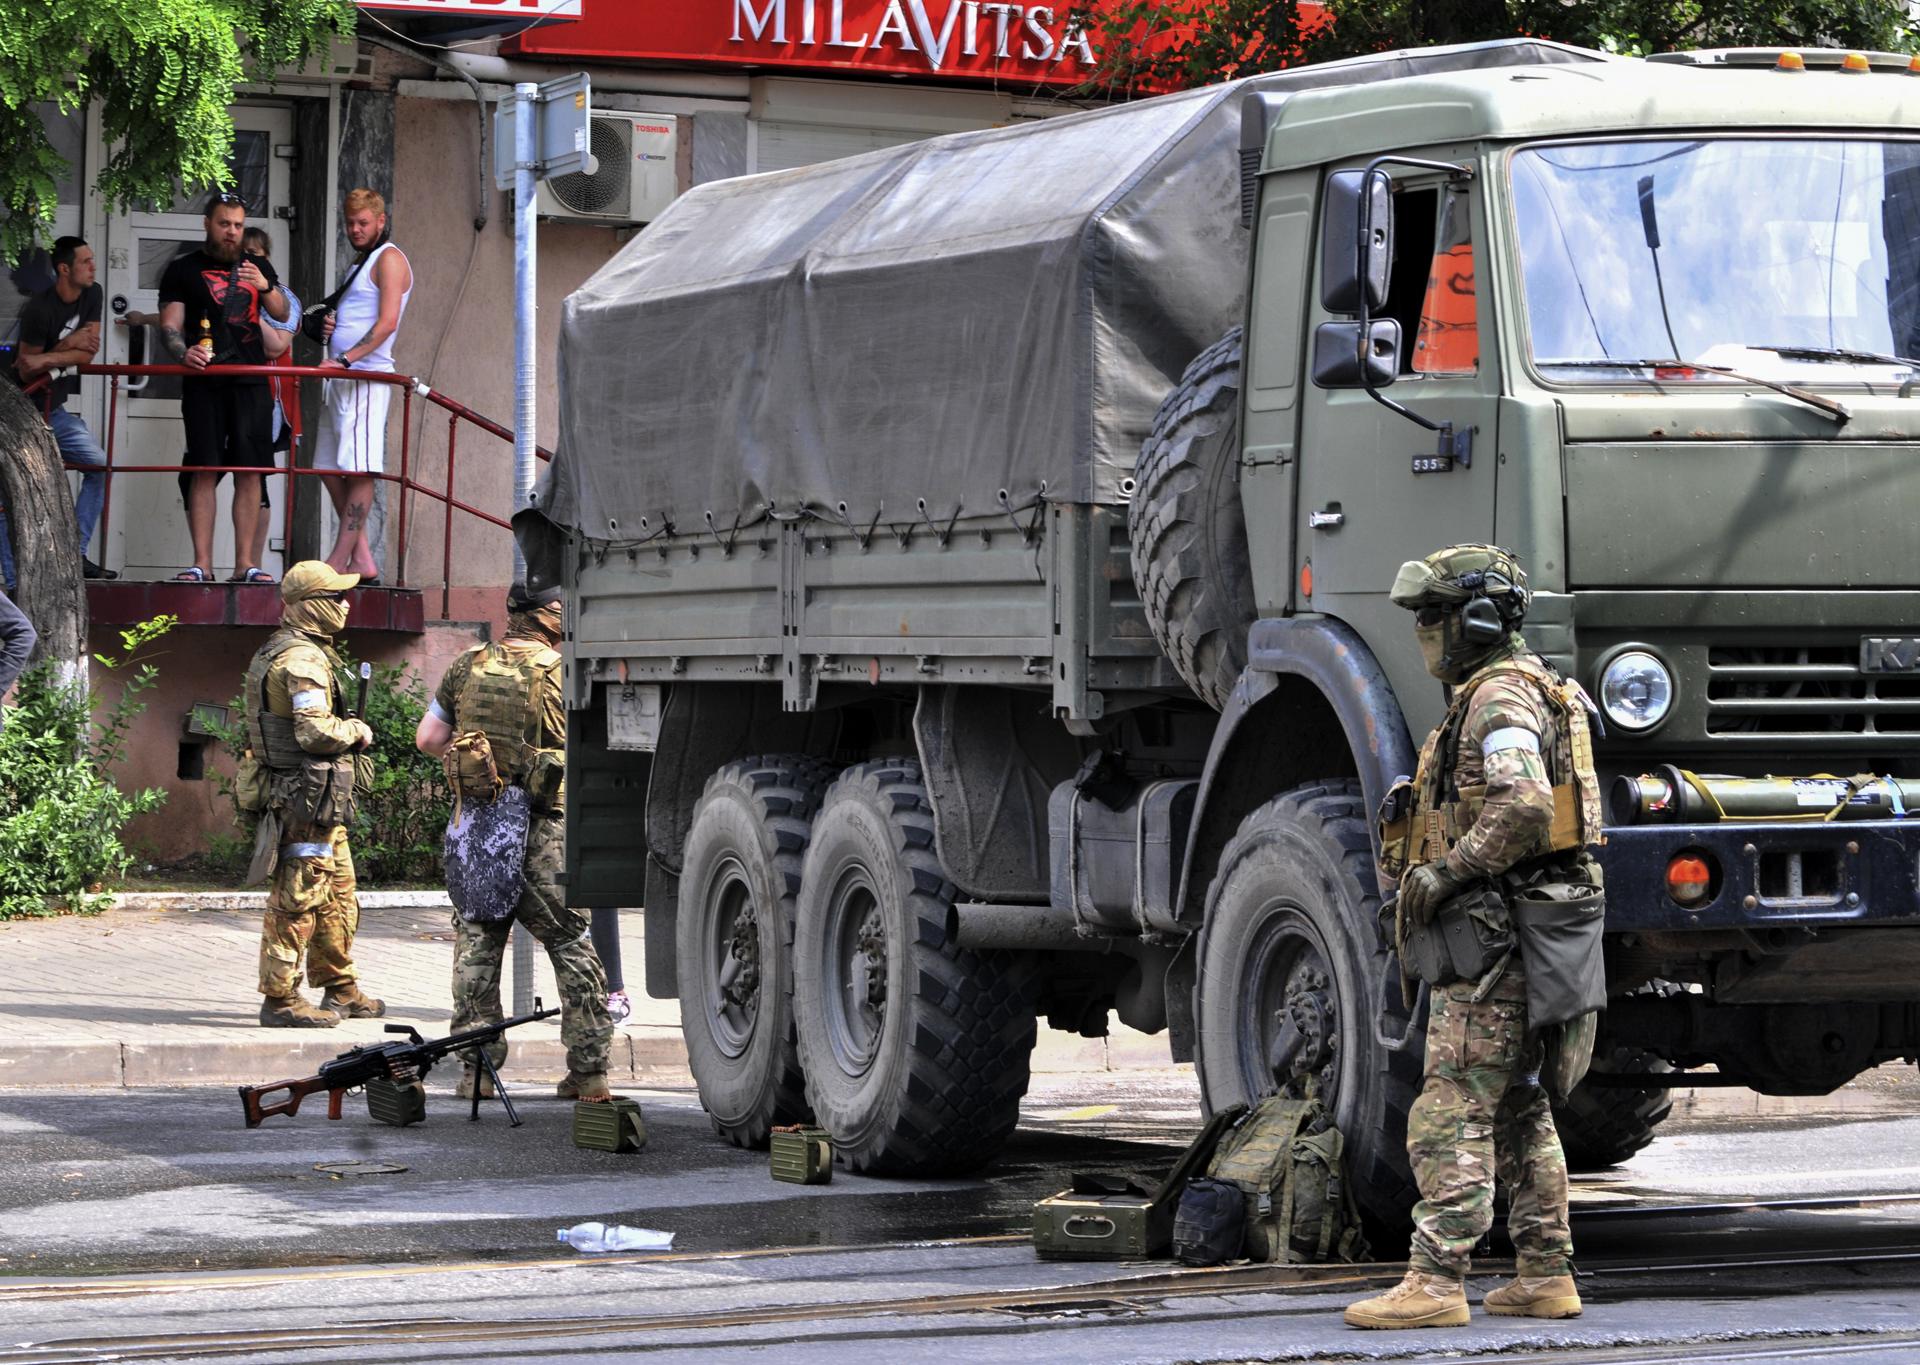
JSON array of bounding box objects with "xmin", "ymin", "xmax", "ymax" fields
[{"xmin": 537, "ymin": 113, "xmax": 679, "ymax": 226}]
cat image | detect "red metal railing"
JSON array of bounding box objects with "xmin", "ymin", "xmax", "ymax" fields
[{"xmin": 47, "ymin": 363, "xmax": 549, "ymax": 620}]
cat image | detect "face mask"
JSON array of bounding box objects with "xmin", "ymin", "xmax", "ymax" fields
[
  {"xmin": 1416, "ymin": 621, "xmax": 1450, "ymax": 679},
  {"xmin": 287, "ymin": 594, "xmax": 348, "ymax": 638}
]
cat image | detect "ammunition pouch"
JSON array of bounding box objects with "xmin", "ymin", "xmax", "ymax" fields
[
  {"xmin": 353, "ymin": 751, "xmax": 374, "ymax": 800},
  {"xmin": 234, "ymin": 749, "xmax": 271, "ymax": 815},
  {"xmin": 1510, "ymin": 870, "xmax": 1607, "ymax": 1032},
  {"xmin": 1393, "ymin": 881, "xmax": 1513, "ymax": 988},
  {"xmin": 526, "ymin": 747, "xmax": 565, "ymax": 815},
  {"xmin": 444, "ymin": 729, "xmax": 504, "ymax": 810},
  {"xmin": 280, "ymin": 754, "xmax": 360, "ymax": 833}
]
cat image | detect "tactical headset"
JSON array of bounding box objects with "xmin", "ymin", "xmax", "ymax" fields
[{"xmin": 1452, "ymin": 568, "xmax": 1523, "ymax": 647}]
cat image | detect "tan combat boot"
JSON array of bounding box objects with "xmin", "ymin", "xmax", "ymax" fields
[
  {"xmin": 1483, "ymin": 1274, "xmax": 1582, "ymax": 1319},
  {"xmin": 320, "ymin": 985, "xmax": 386, "ymax": 1019},
  {"xmin": 455, "ymin": 1067, "xmax": 496, "ymax": 1101},
  {"xmin": 259, "ymin": 995, "xmax": 341, "ymax": 1028},
  {"xmin": 557, "ymin": 1070, "xmax": 612, "ymax": 1102},
  {"xmin": 1344, "ymin": 1270, "xmax": 1470, "ymax": 1329}
]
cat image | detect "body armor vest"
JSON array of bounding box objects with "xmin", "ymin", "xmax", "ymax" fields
[
  {"xmin": 453, "ymin": 642, "xmax": 560, "ymax": 786},
  {"xmin": 1381, "ymin": 653, "xmax": 1604, "ymax": 880},
  {"xmin": 245, "ymin": 633, "xmax": 339, "ymax": 771}
]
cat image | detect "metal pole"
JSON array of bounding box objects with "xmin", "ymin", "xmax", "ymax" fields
[
  {"xmin": 510, "ymin": 81, "xmax": 539, "ymax": 1015},
  {"xmin": 511, "ymin": 80, "xmax": 537, "ymax": 584}
]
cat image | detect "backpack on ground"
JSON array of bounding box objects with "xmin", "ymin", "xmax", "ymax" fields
[
  {"xmin": 1201, "ymin": 1092, "xmax": 1370, "ymax": 1264},
  {"xmin": 1171, "ymin": 1175, "xmax": 1246, "ymax": 1265}
]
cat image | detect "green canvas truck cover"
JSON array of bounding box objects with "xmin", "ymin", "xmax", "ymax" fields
[{"xmin": 527, "ymin": 39, "xmax": 1600, "ymax": 553}]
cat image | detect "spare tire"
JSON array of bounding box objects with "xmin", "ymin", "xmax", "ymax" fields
[{"xmin": 1129, "ymin": 328, "xmax": 1257, "ymax": 712}]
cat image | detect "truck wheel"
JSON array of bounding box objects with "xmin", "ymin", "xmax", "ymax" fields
[
  {"xmin": 794, "ymin": 758, "xmax": 1037, "ymax": 1175},
  {"xmin": 1195, "ymin": 780, "xmax": 1423, "ymax": 1233},
  {"xmin": 1552, "ymin": 1047, "xmax": 1675, "ymax": 1171},
  {"xmin": 1130, "ymin": 327, "xmax": 1256, "ymax": 712},
  {"xmin": 678, "ymin": 754, "xmax": 835, "ymax": 1148}
]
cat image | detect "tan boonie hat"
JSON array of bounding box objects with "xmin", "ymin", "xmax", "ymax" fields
[{"xmin": 281, "ymin": 560, "xmax": 361, "ymax": 602}]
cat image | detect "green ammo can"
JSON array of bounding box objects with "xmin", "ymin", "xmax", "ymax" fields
[
  {"xmin": 770, "ymin": 1125, "xmax": 833, "ymax": 1184},
  {"xmin": 365, "ymin": 1077, "xmax": 427, "ymax": 1127},
  {"xmin": 573, "ymin": 1098, "xmax": 648, "ymax": 1153}
]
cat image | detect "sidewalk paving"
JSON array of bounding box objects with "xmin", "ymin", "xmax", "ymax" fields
[
  {"xmin": 3, "ymin": 897, "xmax": 1915, "ymax": 1125},
  {"xmin": 0, "ymin": 896, "xmax": 1169, "ymax": 1091}
]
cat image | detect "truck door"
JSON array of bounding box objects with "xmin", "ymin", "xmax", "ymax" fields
[{"xmin": 1294, "ymin": 160, "xmax": 1499, "ymax": 712}]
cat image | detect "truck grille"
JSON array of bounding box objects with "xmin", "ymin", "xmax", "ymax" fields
[{"xmin": 1706, "ymin": 645, "xmax": 1920, "ymax": 736}]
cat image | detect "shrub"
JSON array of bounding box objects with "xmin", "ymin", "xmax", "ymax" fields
[
  {"xmin": 0, "ymin": 617, "xmax": 174, "ymax": 919},
  {"xmin": 210, "ymin": 647, "xmax": 451, "ymax": 885}
]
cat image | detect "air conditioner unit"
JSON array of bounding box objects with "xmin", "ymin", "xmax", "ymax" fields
[{"xmin": 537, "ymin": 114, "xmax": 679, "ymax": 226}]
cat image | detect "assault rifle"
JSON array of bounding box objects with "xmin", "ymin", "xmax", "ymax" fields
[{"xmin": 238, "ymin": 1002, "xmax": 558, "ymax": 1129}]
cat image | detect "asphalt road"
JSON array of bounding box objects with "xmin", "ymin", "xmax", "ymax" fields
[{"xmin": 2, "ymin": 1071, "xmax": 1918, "ymax": 1363}]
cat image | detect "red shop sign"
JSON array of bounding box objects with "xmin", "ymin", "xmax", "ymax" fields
[{"xmin": 508, "ymin": 0, "xmax": 1122, "ymax": 88}]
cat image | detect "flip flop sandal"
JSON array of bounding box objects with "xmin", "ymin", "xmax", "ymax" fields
[
  {"xmin": 174, "ymin": 567, "xmax": 212, "ymax": 583},
  {"xmin": 231, "ymin": 568, "xmax": 277, "ymax": 585}
]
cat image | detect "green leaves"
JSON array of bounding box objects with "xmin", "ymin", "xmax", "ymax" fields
[
  {"xmin": 0, "ymin": 616, "xmax": 173, "ymax": 919},
  {"xmin": 0, "ymin": 0, "xmax": 355, "ymax": 265}
]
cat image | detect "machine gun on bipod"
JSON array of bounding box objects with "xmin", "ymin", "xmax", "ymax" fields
[{"xmin": 238, "ymin": 1002, "xmax": 558, "ymax": 1128}]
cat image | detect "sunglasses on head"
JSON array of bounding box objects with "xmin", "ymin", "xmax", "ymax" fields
[{"xmin": 210, "ymin": 191, "xmax": 248, "ymax": 211}]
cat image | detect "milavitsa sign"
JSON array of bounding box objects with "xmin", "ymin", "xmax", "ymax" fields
[{"xmin": 509, "ymin": 0, "xmax": 1117, "ymax": 87}]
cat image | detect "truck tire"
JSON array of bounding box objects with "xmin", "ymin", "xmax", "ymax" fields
[
  {"xmin": 794, "ymin": 758, "xmax": 1037, "ymax": 1175},
  {"xmin": 1129, "ymin": 328, "xmax": 1256, "ymax": 712},
  {"xmin": 1194, "ymin": 780, "xmax": 1423, "ymax": 1235},
  {"xmin": 1552, "ymin": 1034, "xmax": 1676, "ymax": 1171},
  {"xmin": 678, "ymin": 754, "xmax": 836, "ymax": 1148}
]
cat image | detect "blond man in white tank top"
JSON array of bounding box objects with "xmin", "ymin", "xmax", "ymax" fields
[{"xmin": 317, "ymin": 188, "xmax": 412, "ymax": 582}]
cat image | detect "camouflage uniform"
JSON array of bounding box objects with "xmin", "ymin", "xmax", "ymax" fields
[
  {"xmin": 247, "ymin": 622, "xmax": 368, "ymax": 1003},
  {"xmin": 432, "ymin": 634, "xmax": 612, "ymax": 1079},
  {"xmin": 1404, "ymin": 643, "xmax": 1575, "ymax": 1279}
]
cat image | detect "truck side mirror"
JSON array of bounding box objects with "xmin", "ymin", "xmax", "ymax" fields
[
  {"xmin": 1320, "ymin": 169, "xmax": 1392, "ymax": 315},
  {"xmin": 1311, "ymin": 319, "xmax": 1400, "ymax": 389}
]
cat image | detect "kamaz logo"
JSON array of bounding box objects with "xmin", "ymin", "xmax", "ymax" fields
[{"xmin": 1860, "ymin": 637, "xmax": 1920, "ymax": 672}]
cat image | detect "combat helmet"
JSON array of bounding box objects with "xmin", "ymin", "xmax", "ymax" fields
[{"xmin": 1390, "ymin": 543, "xmax": 1530, "ymax": 681}]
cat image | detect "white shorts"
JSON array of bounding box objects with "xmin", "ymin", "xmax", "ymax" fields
[{"xmin": 314, "ymin": 375, "xmax": 393, "ymax": 474}]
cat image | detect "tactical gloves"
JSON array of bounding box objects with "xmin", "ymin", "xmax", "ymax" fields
[{"xmin": 1399, "ymin": 861, "xmax": 1466, "ymax": 925}]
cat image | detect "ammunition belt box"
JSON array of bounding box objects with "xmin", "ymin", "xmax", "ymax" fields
[
  {"xmin": 573, "ymin": 1098, "xmax": 647, "ymax": 1153},
  {"xmin": 365, "ymin": 1077, "xmax": 426, "ymax": 1127},
  {"xmin": 770, "ymin": 1125, "xmax": 833, "ymax": 1184},
  {"xmin": 1032, "ymin": 1188, "xmax": 1163, "ymax": 1260}
]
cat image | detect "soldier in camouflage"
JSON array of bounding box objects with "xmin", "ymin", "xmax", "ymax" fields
[
  {"xmin": 415, "ymin": 582, "xmax": 615, "ymax": 1101},
  {"xmin": 244, "ymin": 561, "xmax": 384, "ymax": 1028},
  {"xmin": 1345, "ymin": 544, "xmax": 1597, "ymax": 1330}
]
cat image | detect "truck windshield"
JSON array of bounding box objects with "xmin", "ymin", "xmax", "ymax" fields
[{"xmin": 1511, "ymin": 138, "xmax": 1920, "ymax": 382}]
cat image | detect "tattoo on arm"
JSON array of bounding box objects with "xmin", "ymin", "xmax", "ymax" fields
[{"xmin": 160, "ymin": 328, "xmax": 187, "ymax": 361}]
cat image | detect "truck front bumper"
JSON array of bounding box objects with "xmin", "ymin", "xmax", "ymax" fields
[{"xmin": 1598, "ymin": 820, "xmax": 1920, "ymax": 933}]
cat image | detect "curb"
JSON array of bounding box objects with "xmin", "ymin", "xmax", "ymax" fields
[{"xmin": 110, "ymin": 890, "xmax": 453, "ymax": 912}]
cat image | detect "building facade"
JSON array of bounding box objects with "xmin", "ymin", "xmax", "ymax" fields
[{"xmin": 22, "ymin": 0, "xmax": 1124, "ymax": 861}]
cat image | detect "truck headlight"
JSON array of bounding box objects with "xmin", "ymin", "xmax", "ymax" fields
[{"xmin": 1599, "ymin": 650, "xmax": 1673, "ymax": 732}]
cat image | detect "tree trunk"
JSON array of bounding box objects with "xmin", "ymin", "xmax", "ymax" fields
[{"xmin": 0, "ymin": 382, "xmax": 87, "ymax": 678}]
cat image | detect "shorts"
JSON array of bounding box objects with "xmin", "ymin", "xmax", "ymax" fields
[
  {"xmin": 314, "ymin": 375, "xmax": 392, "ymax": 475},
  {"xmin": 180, "ymin": 383, "xmax": 274, "ymax": 485}
]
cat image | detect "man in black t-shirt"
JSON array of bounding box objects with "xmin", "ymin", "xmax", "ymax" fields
[
  {"xmin": 157, "ymin": 192, "xmax": 290, "ymax": 584},
  {"xmin": 7, "ymin": 236, "xmax": 114, "ymax": 583}
]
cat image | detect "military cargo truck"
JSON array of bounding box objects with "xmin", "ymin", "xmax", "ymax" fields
[{"xmin": 520, "ymin": 39, "xmax": 1920, "ymax": 1229}]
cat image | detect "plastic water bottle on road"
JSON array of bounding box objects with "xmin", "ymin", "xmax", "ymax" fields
[{"xmin": 557, "ymin": 1221, "xmax": 674, "ymax": 1253}]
